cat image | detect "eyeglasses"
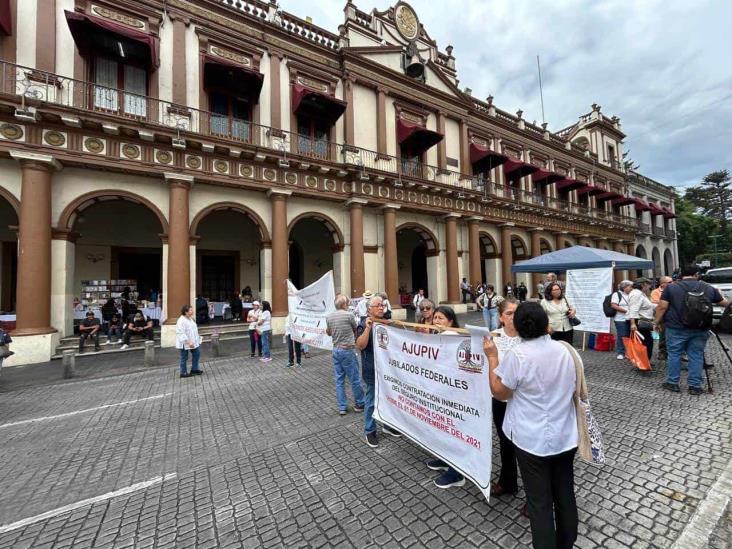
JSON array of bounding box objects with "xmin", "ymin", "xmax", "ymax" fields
[{"xmin": 420, "ymin": 306, "xmax": 432, "ymax": 311}]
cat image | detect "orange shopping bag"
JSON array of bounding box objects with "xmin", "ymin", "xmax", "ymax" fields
[{"xmin": 623, "ymin": 332, "xmax": 652, "ymax": 371}]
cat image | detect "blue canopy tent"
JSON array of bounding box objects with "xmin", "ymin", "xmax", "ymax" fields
[{"xmin": 511, "ymin": 246, "xmax": 654, "ymax": 273}]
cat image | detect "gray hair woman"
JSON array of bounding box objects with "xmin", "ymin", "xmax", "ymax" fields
[{"xmin": 611, "ymin": 280, "xmax": 634, "ymax": 360}]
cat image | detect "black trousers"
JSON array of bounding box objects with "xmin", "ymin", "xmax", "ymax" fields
[
  {"xmin": 79, "ymin": 331, "xmax": 100, "ymax": 350},
  {"xmin": 550, "ymin": 330, "xmax": 574, "ymax": 344},
  {"xmin": 248, "ymin": 329, "xmax": 262, "ymax": 356},
  {"xmin": 636, "ymin": 326, "xmax": 654, "ymax": 360},
  {"xmin": 461, "ymin": 289, "xmax": 471, "ymax": 303},
  {"xmin": 123, "ymin": 328, "xmax": 153, "ymax": 345},
  {"xmin": 491, "ymin": 398, "xmax": 518, "ymax": 492},
  {"xmin": 287, "ymin": 335, "xmax": 302, "ymax": 364},
  {"xmin": 515, "ymin": 446, "xmax": 578, "ymax": 549}
]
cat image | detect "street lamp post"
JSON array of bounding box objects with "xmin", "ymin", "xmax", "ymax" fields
[{"xmin": 708, "ymin": 235, "xmax": 722, "ymax": 268}]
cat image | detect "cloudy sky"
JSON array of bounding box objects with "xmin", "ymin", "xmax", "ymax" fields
[{"xmin": 280, "ymin": 0, "xmax": 732, "ymax": 192}]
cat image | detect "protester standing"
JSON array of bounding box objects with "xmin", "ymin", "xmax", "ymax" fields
[
  {"xmin": 357, "ymin": 290, "xmax": 373, "ymax": 319},
  {"xmin": 326, "ymin": 294, "xmax": 365, "ymax": 415},
  {"xmin": 258, "ymin": 301, "xmax": 272, "ymax": 362},
  {"xmin": 627, "ymin": 278, "xmax": 655, "ymax": 364},
  {"xmin": 487, "ymin": 301, "xmax": 579, "ymax": 549},
  {"xmin": 425, "ymin": 306, "xmax": 465, "ymax": 489},
  {"xmin": 379, "ymin": 292, "xmax": 393, "ymax": 320},
  {"xmin": 610, "ymin": 281, "xmax": 633, "ymax": 360},
  {"xmin": 476, "ymin": 285, "xmax": 501, "ymax": 331},
  {"xmin": 460, "ymin": 278, "xmax": 471, "ymax": 303},
  {"xmin": 517, "ymin": 282, "xmax": 528, "ymax": 302},
  {"xmin": 176, "ymin": 304, "xmax": 202, "ymax": 378},
  {"xmin": 650, "ymin": 276, "xmax": 672, "ymax": 361},
  {"xmin": 285, "ymin": 322, "xmax": 302, "ymax": 369},
  {"xmin": 415, "ymin": 299, "xmax": 435, "ymax": 333},
  {"xmin": 412, "ymin": 289, "xmax": 426, "ymax": 322},
  {"xmin": 247, "ymin": 301, "xmax": 262, "ymax": 358},
  {"xmin": 655, "ymin": 264, "xmax": 728, "ymax": 394},
  {"xmin": 541, "ymin": 283, "xmax": 577, "ymax": 344},
  {"xmin": 356, "ymin": 295, "xmax": 401, "ymax": 448}
]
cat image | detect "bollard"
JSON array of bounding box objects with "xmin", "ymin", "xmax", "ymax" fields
[
  {"xmin": 211, "ymin": 333, "xmax": 220, "ymax": 357},
  {"xmin": 62, "ymin": 350, "xmax": 75, "ymax": 379},
  {"xmin": 144, "ymin": 340, "xmax": 156, "ymax": 367}
]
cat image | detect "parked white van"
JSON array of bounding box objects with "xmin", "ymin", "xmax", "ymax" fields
[{"xmin": 702, "ymin": 267, "xmax": 732, "ymax": 322}]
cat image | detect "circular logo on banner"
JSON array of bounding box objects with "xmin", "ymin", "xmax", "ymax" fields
[
  {"xmin": 375, "ymin": 326, "xmax": 389, "ymax": 349},
  {"xmin": 456, "ymin": 339, "xmax": 483, "ymax": 373}
]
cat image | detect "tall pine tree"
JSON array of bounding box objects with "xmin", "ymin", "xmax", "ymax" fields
[{"xmin": 685, "ymin": 170, "xmax": 732, "ymax": 231}]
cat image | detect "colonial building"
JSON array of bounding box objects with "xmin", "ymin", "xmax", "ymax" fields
[{"xmin": 0, "ymin": 0, "xmax": 677, "ymax": 365}]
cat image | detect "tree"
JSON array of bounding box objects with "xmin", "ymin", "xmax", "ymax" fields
[
  {"xmin": 684, "ymin": 170, "xmax": 732, "ymax": 231},
  {"xmin": 674, "ymin": 195, "xmax": 718, "ymax": 266}
]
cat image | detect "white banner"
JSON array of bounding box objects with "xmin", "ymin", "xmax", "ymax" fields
[
  {"xmin": 372, "ymin": 324, "xmax": 492, "ymax": 500},
  {"xmin": 286, "ymin": 271, "xmax": 336, "ymax": 350},
  {"xmin": 565, "ymin": 267, "xmax": 613, "ymax": 333}
]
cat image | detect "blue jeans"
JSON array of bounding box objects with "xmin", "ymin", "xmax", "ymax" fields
[
  {"xmin": 482, "ymin": 308, "xmax": 499, "ymax": 331},
  {"xmin": 179, "ymin": 347, "xmax": 200, "ymax": 374},
  {"xmin": 261, "ymin": 330, "xmax": 271, "ymax": 358},
  {"xmin": 615, "ymin": 320, "xmax": 629, "ymax": 355},
  {"xmin": 332, "ymin": 348, "xmax": 365, "ymax": 411},
  {"xmin": 363, "ymin": 381, "xmax": 376, "ymax": 435},
  {"xmin": 666, "ymin": 328, "xmax": 709, "ymax": 388}
]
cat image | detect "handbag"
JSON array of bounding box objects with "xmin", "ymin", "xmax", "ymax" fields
[
  {"xmin": 637, "ymin": 319, "xmax": 654, "ymax": 331},
  {"xmin": 622, "ymin": 332, "xmax": 652, "ymax": 371},
  {"xmin": 564, "ymin": 297, "xmax": 581, "ymax": 327},
  {"xmin": 0, "ymin": 345, "xmax": 14, "ymax": 359},
  {"xmin": 559, "ymin": 341, "xmax": 605, "ymax": 465}
]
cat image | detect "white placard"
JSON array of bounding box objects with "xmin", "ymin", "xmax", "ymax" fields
[
  {"xmin": 286, "ymin": 271, "xmax": 336, "ymax": 350},
  {"xmin": 372, "ymin": 324, "xmax": 492, "ymax": 501},
  {"xmin": 565, "ymin": 267, "xmax": 613, "ymax": 333}
]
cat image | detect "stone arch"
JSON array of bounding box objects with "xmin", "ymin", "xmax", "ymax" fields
[
  {"xmin": 478, "ymin": 231, "xmax": 498, "ymax": 257},
  {"xmin": 0, "ymin": 186, "xmax": 20, "ymax": 217},
  {"xmin": 636, "ymin": 245, "xmax": 647, "ymax": 258},
  {"xmin": 190, "ymin": 202, "xmax": 271, "ymax": 244},
  {"xmin": 539, "ymin": 237, "xmax": 554, "ymax": 254},
  {"xmin": 396, "ymin": 223, "xmax": 439, "ymax": 255},
  {"xmin": 57, "ymin": 190, "xmax": 169, "ymax": 234},
  {"xmin": 510, "ymin": 234, "xmax": 529, "ymax": 259},
  {"xmin": 664, "ymin": 248, "xmax": 674, "ymax": 275},
  {"xmin": 652, "ymin": 246, "xmax": 662, "ymax": 277},
  {"xmin": 288, "ymin": 211, "xmax": 344, "ymax": 249}
]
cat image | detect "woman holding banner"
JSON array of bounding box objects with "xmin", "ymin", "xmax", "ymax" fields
[
  {"xmin": 415, "ymin": 299, "xmax": 435, "ymax": 333},
  {"xmin": 426, "ymin": 306, "xmax": 467, "ymax": 489},
  {"xmin": 486, "ymin": 301, "xmax": 579, "ymax": 549},
  {"xmin": 490, "ymin": 298, "xmax": 523, "ymax": 507},
  {"xmin": 541, "ymin": 283, "xmax": 577, "ymax": 344}
]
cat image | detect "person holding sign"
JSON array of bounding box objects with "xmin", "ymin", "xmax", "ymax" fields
[
  {"xmin": 425, "ymin": 306, "xmax": 465, "ymax": 489},
  {"xmin": 356, "ymin": 295, "xmax": 402, "ymax": 448},
  {"xmin": 486, "ymin": 301, "xmax": 579, "ymax": 549},
  {"xmin": 541, "ymin": 283, "xmax": 577, "ymax": 344}
]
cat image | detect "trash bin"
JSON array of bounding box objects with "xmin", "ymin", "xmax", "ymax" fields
[{"xmin": 594, "ymin": 333, "xmax": 615, "ymax": 351}]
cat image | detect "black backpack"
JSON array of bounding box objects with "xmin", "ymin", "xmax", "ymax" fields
[
  {"xmin": 679, "ymin": 281, "xmax": 713, "ymax": 329},
  {"xmin": 603, "ymin": 291, "xmax": 621, "ymax": 318},
  {"xmin": 718, "ymin": 304, "xmax": 732, "ymax": 334}
]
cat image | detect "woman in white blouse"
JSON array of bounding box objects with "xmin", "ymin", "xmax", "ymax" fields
[
  {"xmin": 541, "ymin": 282, "xmax": 577, "ymax": 344},
  {"xmin": 485, "ymin": 301, "xmax": 579, "ymax": 549},
  {"xmin": 627, "ymin": 278, "xmax": 656, "ymax": 364},
  {"xmin": 176, "ymin": 304, "xmax": 202, "ymax": 378}
]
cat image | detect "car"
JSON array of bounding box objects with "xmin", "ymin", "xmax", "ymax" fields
[{"xmin": 702, "ymin": 267, "xmax": 732, "ymax": 322}]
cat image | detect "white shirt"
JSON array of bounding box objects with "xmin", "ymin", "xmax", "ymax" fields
[
  {"xmin": 494, "ymin": 327, "xmax": 521, "ymax": 361},
  {"xmin": 494, "ymin": 335, "xmax": 578, "ymax": 456},
  {"xmin": 258, "ymin": 310, "xmax": 272, "ymax": 331},
  {"xmin": 628, "ymin": 289, "xmax": 656, "ymax": 320},
  {"xmin": 175, "ymin": 316, "xmax": 201, "ymax": 350},
  {"xmin": 356, "ymin": 299, "xmax": 369, "ymax": 318},
  {"xmin": 611, "ymin": 291, "xmax": 631, "ymax": 322},
  {"xmin": 413, "ymin": 294, "xmax": 425, "ymax": 308},
  {"xmin": 541, "ymin": 298, "xmax": 573, "ymax": 332},
  {"xmin": 247, "ymin": 308, "xmax": 260, "ymax": 330},
  {"xmin": 383, "ymin": 299, "xmax": 392, "ymax": 313}
]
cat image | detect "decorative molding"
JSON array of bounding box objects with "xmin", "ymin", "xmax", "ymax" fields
[{"xmin": 91, "ymin": 5, "xmax": 146, "ymax": 30}]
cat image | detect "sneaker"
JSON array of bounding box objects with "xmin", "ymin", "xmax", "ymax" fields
[
  {"xmin": 339, "ymin": 410, "xmax": 347, "ymax": 416},
  {"xmin": 296, "ymin": 363, "xmax": 303, "ymax": 369},
  {"xmin": 434, "ymin": 468, "xmax": 465, "ymax": 489},
  {"xmin": 688, "ymin": 386, "xmax": 704, "ymax": 396},
  {"xmin": 260, "ymin": 357, "xmax": 272, "ymax": 362},
  {"xmin": 382, "ymin": 425, "xmax": 402, "ymax": 438},
  {"xmin": 365, "ymin": 431, "xmax": 378, "ymax": 448},
  {"xmin": 490, "ymin": 482, "xmax": 518, "ymax": 497},
  {"xmin": 616, "ymin": 354, "xmax": 624, "ymax": 360},
  {"xmin": 120, "ymin": 344, "xmax": 129, "ymax": 350},
  {"xmin": 661, "ymin": 382, "xmax": 680, "ymax": 393},
  {"xmin": 285, "ymin": 363, "xmax": 293, "ymax": 369},
  {"xmin": 426, "ymin": 458, "xmax": 449, "ymax": 471},
  {"xmin": 180, "ymin": 372, "xmax": 192, "ymax": 378},
  {"xmin": 94, "ymin": 348, "xmax": 100, "ymax": 352},
  {"xmin": 115, "ymin": 340, "xmax": 123, "ymax": 344},
  {"xmin": 78, "ymin": 348, "xmax": 84, "ymax": 354},
  {"xmin": 103, "ymin": 341, "xmax": 111, "ymax": 346},
  {"xmin": 353, "ymin": 405, "xmax": 364, "ymax": 412},
  {"xmin": 191, "ymin": 370, "xmax": 203, "ymax": 376},
  {"xmin": 250, "ymin": 354, "xmax": 255, "ymax": 358}
]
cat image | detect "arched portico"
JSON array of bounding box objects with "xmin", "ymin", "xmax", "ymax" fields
[
  {"xmin": 396, "ymin": 223, "xmax": 439, "ymax": 302},
  {"xmin": 479, "ymin": 231, "xmax": 499, "ymax": 290},
  {"xmin": 0, "ymin": 191, "xmax": 19, "ymax": 313},
  {"xmin": 288, "ymin": 212, "xmax": 345, "ymax": 292}
]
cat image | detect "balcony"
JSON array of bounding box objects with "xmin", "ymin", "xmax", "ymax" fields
[
  {"xmin": 0, "ymin": 60, "xmax": 638, "ymax": 229},
  {"xmin": 637, "ymin": 222, "xmax": 652, "ymax": 235},
  {"xmin": 666, "ymin": 229, "xmax": 677, "ymax": 239},
  {"xmin": 652, "ymin": 225, "xmax": 666, "ymax": 238}
]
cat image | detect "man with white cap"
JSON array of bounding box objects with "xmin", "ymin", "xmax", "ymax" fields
[
  {"xmin": 246, "ymin": 301, "xmax": 262, "ymax": 358},
  {"xmin": 356, "ymin": 290, "xmax": 373, "ymax": 320}
]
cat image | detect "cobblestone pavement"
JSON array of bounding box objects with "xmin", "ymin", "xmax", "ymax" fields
[{"xmin": 0, "ymin": 313, "xmax": 730, "ymax": 548}]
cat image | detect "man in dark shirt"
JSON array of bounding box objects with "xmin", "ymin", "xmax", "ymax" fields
[
  {"xmin": 79, "ymin": 311, "xmax": 101, "ymax": 352},
  {"xmin": 356, "ymin": 295, "xmax": 401, "ymax": 448},
  {"xmin": 655, "ymin": 264, "xmax": 728, "ymax": 395},
  {"xmin": 121, "ymin": 312, "xmax": 154, "ymax": 349}
]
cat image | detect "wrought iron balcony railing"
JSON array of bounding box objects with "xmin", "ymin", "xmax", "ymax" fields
[{"xmin": 0, "ymin": 60, "xmax": 639, "ymax": 228}]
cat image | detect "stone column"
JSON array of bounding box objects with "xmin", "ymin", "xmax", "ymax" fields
[
  {"xmin": 11, "ymin": 151, "xmax": 60, "ymax": 335},
  {"xmin": 445, "ymin": 214, "xmax": 460, "ymax": 304},
  {"xmin": 627, "ymin": 242, "xmax": 637, "ymax": 281},
  {"xmin": 348, "ymin": 199, "xmax": 368, "ymax": 298},
  {"xmin": 382, "ymin": 205, "xmax": 400, "ymax": 307},
  {"xmin": 530, "ymin": 228, "xmax": 543, "ymax": 298},
  {"xmin": 164, "ymin": 173, "xmax": 193, "ymax": 323},
  {"xmin": 500, "ymin": 223, "xmax": 514, "ymax": 292},
  {"xmin": 269, "ymin": 190, "xmax": 291, "ymax": 316},
  {"xmin": 555, "ymin": 231, "xmax": 567, "ymax": 250},
  {"xmin": 376, "ymin": 88, "xmax": 387, "ymax": 155},
  {"xmin": 614, "ymin": 241, "xmax": 626, "ymax": 286},
  {"xmin": 467, "ymin": 218, "xmax": 482, "ymax": 287}
]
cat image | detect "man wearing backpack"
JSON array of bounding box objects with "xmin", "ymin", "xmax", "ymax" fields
[{"xmin": 655, "ymin": 265, "xmax": 728, "ymax": 395}]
